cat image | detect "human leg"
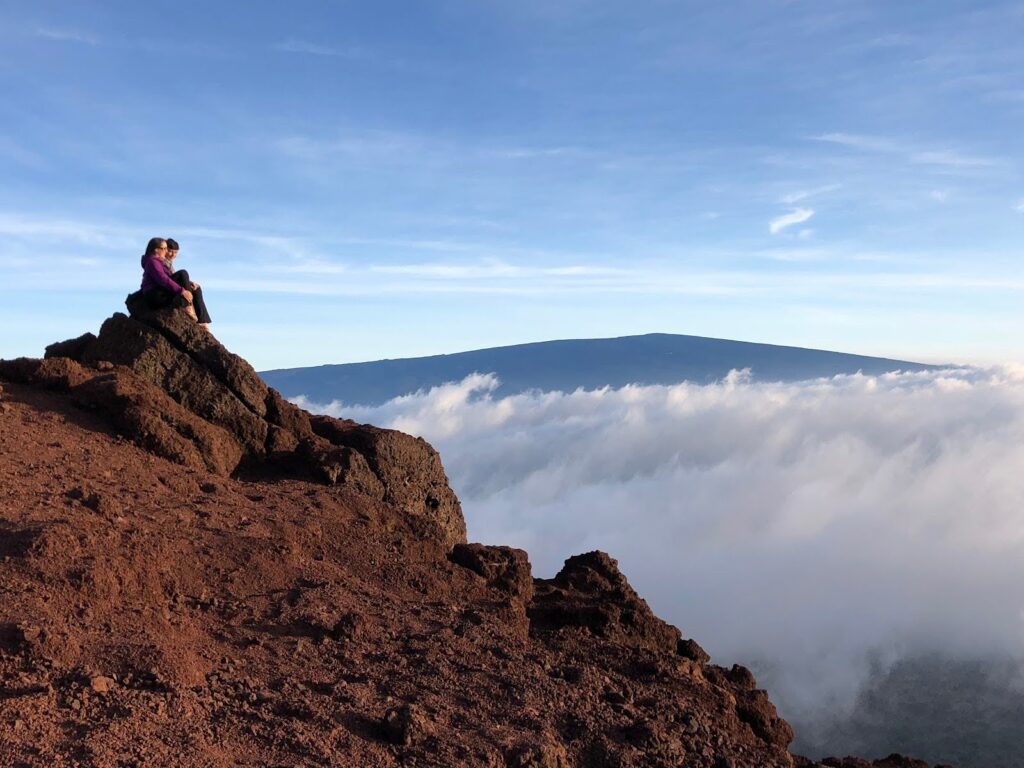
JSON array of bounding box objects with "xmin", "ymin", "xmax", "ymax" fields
[{"xmin": 191, "ymin": 286, "xmax": 212, "ymax": 324}]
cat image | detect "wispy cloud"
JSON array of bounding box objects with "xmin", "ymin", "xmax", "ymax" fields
[
  {"xmin": 910, "ymin": 150, "xmax": 994, "ymax": 168},
  {"xmin": 273, "ymin": 39, "xmax": 367, "ymax": 58},
  {"xmin": 779, "ymin": 184, "xmax": 841, "ymax": 204},
  {"xmin": 770, "ymin": 208, "xmax": 815, "ymax": 234},
  {"xmin": 810, "ymin": 132, "xmax": 998, "ymax": 169},
  {"xmin": 812, "ymin": 132, "xmax": 900, "ymax": 153},
  {"xmin": 34, "ymin": 27, "xmax": 100, "ymax": 46},
  {"xmin": 485, "ymin": 146, "xmax": 585, "ymax": 160},
  {"xmin": 1015, "ymin": 199, "xmax": 1024, "ymax": 213}
]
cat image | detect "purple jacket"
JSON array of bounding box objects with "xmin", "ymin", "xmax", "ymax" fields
[{"xmin": 140, "ymin": 255, "xmax": 183, "ymax": 295}]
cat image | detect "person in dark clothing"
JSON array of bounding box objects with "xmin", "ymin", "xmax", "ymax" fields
[
  {"xmin": 138, "ymin": 237, "xmax": 211, "ymax": 326},
  {"xmin": 165, "ymin": 238, "xmax": 212, "ymax": 325}
]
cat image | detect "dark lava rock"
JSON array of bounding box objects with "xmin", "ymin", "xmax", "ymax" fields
[
  {"xmin": 308, "ymin": 415, "xmax": 465, "ymax": 548},
  {"xmin": 27, "ymin": 311, "xmax": 468, "ymax": 548},
  {"xmin": 705, "ymin": 664, "xmax": 794, "ymax": 751},
  {"xmin": 677, "ymin": 636, "xmax": 711, "ymax": 664},
  {"xmin": 528, "ymin": 551, "xmax": 681, "ymax": 654},
  {"xmin": 449, "ymin": 543, "xmax": 534, "ymax": 602},
  {"xmin": 78, "ymin": 312, "xmax": 269, "ymax": 455},
  {"xmin": 44, "ymin": 333, "xmax": 97, "ymax": 362}
]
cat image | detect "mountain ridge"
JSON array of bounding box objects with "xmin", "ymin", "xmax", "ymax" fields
[{"xmin": 260, "ymin": 332, "xmax": 945, "ymax": 406}]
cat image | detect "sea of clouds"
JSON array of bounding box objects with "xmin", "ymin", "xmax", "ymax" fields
[{"xmin": 296, "ymin": 365, "xmax": 1024, "ymax": 736}]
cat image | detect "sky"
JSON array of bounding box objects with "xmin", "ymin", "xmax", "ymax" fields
[{"xmin": 1, "ymin": 0, "xmax": 1023, "ymax": 368}]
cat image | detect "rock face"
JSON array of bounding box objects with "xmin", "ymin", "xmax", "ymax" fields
[{"xmin": 10, "ymin": 307, "xmax": 466, "ymax": 548}]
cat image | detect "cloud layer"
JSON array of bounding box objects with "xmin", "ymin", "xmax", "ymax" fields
[{"xmin": 297, "ymin": 366, "xmax": 1024, "ymax": 727}]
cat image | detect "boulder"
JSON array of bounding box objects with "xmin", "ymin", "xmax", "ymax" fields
[
  {"xmin": 78, "ymin": 313, "xmax": 268, "ymax": 455},
  {"xmin": 528, "ymin": 551, "xmax": 680, "ymax": 654},
  {"xmin": 73, "ymin": 369, "xmax": 244, "ymax": 476},
  {"xmin": 449, "ymin": 543, "xmax": 534, "ymax": 602},
  {"xmin": 309, "ymin": 415, "xmax": 466, "ymax": 548},
  {"xmin": 44, "ymin": 333, "xmax": 97, "ymax": 361}
]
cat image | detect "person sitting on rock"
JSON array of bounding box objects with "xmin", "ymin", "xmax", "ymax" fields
[
  {"xmin": 165, "ymin": 237, "xmax": 212, "ymax": 326},
  {"xmin": 139, "ymin": 237, "xmax": 211, "ymax": 327}
]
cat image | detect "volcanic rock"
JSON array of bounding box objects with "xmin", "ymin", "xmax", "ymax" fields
[
  {"xmin": 26, "ymin": 308, "xmax": 466, "ymax": 547},
  {"xmin": 449, "ymin": 543, "xmax": 534, "ymax": 602},
  {"xmin": 529, "ymin": 551, "xmax": 681, "ymax": 654}
]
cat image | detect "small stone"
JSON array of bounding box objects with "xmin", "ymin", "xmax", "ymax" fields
[{"xmin": 90, "ymin": 676, "xmax": 115, "ymax": 693}]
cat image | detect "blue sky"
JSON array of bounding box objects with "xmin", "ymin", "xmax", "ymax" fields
[{"xmin": 1, "ymin": 0, "xmax": 1022, "ymax": 369}]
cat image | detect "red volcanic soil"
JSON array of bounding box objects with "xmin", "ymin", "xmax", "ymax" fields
[{"xmin": 0, "ymin": 311, "xmax": 949, "ymax": 768}]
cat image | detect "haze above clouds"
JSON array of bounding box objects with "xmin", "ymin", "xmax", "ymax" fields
[{"xmin": 298, "ymin": 366, "xmax": 1024, "ymax": 725}]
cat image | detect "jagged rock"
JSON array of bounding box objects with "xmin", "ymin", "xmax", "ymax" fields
[
  {"xmin": 449, "ymin": 543, "xmax": 534, "ymax": 602},
  {"xmin": 89, "ymin": 675, "xmax": 115, "ymax": 693},
  {"xmin": 528, "ymin": 551, "xmax": 681, "ymax": 654},
  {"xmin": 23, "ymin": 313, "xmax": 468, "ymax": 549},
  {"xmin": 266, "ymin": 425, "xmax": 299, "ymax": 456},
  {"xmin": 309, "ymin": 415, "xmax": 466, "ymax": 548},
  {"xmin": 298, "ymin": 438, "xmax": 386, "ymax": 498},
  {"xmin": 677, "ymin": 637, "xmax": 711, "ymax": 664},
  {"xmin": 0, "ymin": 358, "xmax": 243, "ymax": 476},
  {"xmin": 73, "ymin": 369, "xmax": 244, "ymax": 476},
  {"xmin": 75, "ymin": 313, "xmax": 269, "ymax": 455},
  {"xmin": 705, "ymin": 664, "xmax": 794, "ymax": 750},
  {"xmin": 44, "ymin": 333, "xmax": 97, "ymax": 362},
  {"xmin": 265, "ymin": 388, "xmax": 314, "ymax": 440}
]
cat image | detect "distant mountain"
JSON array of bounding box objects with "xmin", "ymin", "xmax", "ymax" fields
[{"xmin": 259, "ymin": 333, "xmax": 943, "ymax": 406}]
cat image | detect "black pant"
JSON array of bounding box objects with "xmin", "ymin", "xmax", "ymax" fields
[{"xmin": 145, "ymin": 269, "xmax": 212, "ymax": 324}]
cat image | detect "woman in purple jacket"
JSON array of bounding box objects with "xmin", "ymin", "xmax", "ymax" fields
[{"xmin": 139, "ymin": 237, "xmax": 211, "ymax": 325}]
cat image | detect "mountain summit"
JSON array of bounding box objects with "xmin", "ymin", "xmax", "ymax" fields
[
  {"xmin": 260, "ymin": 333, "xmax": 941, "ymax": 406},
  {"xmin": 0, "ymin": 311, "xmax": 946, "ymax": 767}
]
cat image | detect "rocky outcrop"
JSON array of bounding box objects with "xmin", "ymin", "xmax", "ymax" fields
[
  {"xmin": 449, "ymin": 543, "xmax": 534, "ymax": 602},
  {"xmin": 529, "ymin": 551, "xmax": 795, "ymax": 756},
  {"xmin": 15, "ymin": 308, "xmax": 466, "ymax": 548},
  {"xmin": 307, "ymin": 415, "xmax": 465, "ymax": 548},
  {"xmin": 704, "ymin": 663, "xmax": 794, "ymax": 751},
  {"xmin": 529, "ymin": 551, "xmax": 682, "ymax": 654}
]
